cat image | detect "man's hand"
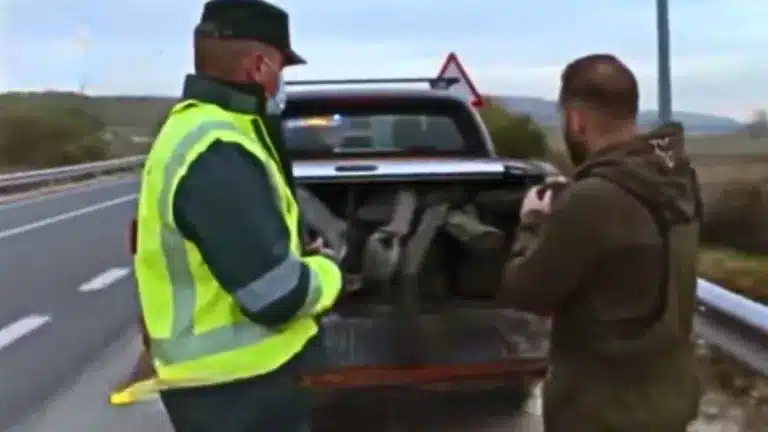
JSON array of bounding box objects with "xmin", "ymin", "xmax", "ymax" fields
[
  {"xmin": 305, "ymin": 236, "xmax": 325, "ymax": 254},
  {"xmin": 520, "ymin": 186, "xmax": 553, "ymax": 221},
  {"xmin": 520, "ymin": 176, "xmax": 569, "ymax": 221},
  {"xmin": 305, "ymin": 236, "xmax": 345, "ymax": 260}
]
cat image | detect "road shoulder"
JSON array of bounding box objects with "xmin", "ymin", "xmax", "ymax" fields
[{"xmin": 10, "ymin": 330, "xmax": 172, "ymax": 432}]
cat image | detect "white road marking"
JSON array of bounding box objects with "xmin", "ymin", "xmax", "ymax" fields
[
  {"xmin": 0, "ymin": 194, "xmax": 136, "ymax": 240},
  {"xmin": 78, "ymin": 267, "xmax": 132, "ymax": 292},
  {"xmin": 0, "ymin": 314, "xmax": 51, "ymax": 351}
]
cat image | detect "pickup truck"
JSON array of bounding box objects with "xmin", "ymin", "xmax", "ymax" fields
[{"xmin": 128, "ymin": 79, "xmax": 555, "ymax": 428}]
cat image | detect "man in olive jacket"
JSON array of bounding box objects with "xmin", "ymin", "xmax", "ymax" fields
[{"xmin": 498, "ymin": 54, "xmax": 702, "ymax": 431}]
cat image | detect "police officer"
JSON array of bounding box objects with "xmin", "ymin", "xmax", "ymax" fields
[
  {"xmin": 133, "ymin": 0, "xmax": 342, "ymax": 430},
  {"xmin": 498, "ymin": 54, "xmax": 702, "ymax": 431}
]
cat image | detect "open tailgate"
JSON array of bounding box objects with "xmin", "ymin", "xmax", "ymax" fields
[{"xmin": 304, "ymin": 307, "xmax": 549, "ymax": 388}]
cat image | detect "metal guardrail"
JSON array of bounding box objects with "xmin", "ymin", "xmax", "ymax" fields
[
  {"xmin": 0, "ymin": 157, "xmax": 765, "ymax": 373},
  {"xmin": 0, "ymin": 156, "xmax": 145, "ymax": 189},
  {"xmin": 695, "ymin": 278, "xmax": 768, "ymax": 375}
]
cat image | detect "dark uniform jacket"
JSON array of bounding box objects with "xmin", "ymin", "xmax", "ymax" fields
[
  {"xmin": 136, "ymin": 75, "xmax": 306, "ymax": 348},
  {"xmin": 153, "ymin": 75, "xmax": 318, "ymax": 432},
  {"xmin": 499, "ymin": 124, "xmax": 703, "ymax": 431},
  {"xmin": 171, "ymin": 74, "xmax": 307, "ymax": 327}
]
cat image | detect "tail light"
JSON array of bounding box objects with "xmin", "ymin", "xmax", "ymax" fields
[{"xmin": 128, "ymin": 218, "xmax": 137, "ymax": 255}]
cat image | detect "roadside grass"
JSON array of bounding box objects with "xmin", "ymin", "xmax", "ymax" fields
[
  {"xmin": 695, "ymin": 247, "xmax": 768, "ymax": 430},
  {"xmin": 698, "ymin": 248, "xmax": 768, "ymax": 303}
]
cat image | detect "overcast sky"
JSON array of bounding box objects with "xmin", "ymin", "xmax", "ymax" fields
[{"xmin": 2, "ymin": 0, "xmax": 765, "ymax": 119}]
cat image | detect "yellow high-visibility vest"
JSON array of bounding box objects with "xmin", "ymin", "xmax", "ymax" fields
[{"xmin": 134, "ymin": 100, "xmax": 341, "ymax": 388}]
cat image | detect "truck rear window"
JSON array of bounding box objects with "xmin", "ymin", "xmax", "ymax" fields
[{"xmin": 282, "ymin": 95, "xmax": 487, "ymax": 158}]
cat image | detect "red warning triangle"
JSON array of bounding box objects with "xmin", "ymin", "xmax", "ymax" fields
[{"xmin": 436, "ymin": 53, "xmax": 484, "ymax": 108}]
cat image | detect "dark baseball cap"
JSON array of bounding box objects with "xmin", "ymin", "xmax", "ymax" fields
[{"xmin": 197, "ymin": 0, "xmax": 306, "ymax": 65}]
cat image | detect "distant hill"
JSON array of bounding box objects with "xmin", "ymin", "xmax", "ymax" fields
[
  {"xmin": 0, "ymin": 92, "xmax": 176, "ymax": 136},
  {"xmin": 0, "ymin": 91, "xmax": 745, "ymax": 136},
  {"xmin": 489, "ymin": 95, "xmax": 744, "ymax": 135}
]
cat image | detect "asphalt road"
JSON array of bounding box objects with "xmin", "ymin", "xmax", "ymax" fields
[
  {"xmin": 0, "ymin": 179, "xmax": 140, "ymax": 430},
  {"xmin": 0, "ymin": 178, "xmax": 543, "ymax": 431}
]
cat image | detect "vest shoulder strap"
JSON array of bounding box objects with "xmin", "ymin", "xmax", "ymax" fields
[{"xmin": 170, "ymin": 99, "xmax": 200, "ymax": 115}]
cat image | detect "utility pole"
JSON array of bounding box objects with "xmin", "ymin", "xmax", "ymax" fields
[
  {"xmin": 656, "ymin": 0, "xmax": 672, "ymax": 123},
  {"xmin": 74, "ymin": 27, "xmax": 91, "ymax": 94}
]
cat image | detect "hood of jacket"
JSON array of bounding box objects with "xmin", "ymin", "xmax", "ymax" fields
[{"xmin": 573, "ymin": 122, "xmax": 699, "ymax": 223}]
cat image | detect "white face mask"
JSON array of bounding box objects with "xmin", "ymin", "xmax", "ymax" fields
[{"xmin": 263, "ymin": 59, "xmax": 286, "ymax": 115}]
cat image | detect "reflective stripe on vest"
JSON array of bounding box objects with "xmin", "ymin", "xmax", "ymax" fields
[
  {"xmin": 148, "ymin": 118, "xmax": 320, "ymax": 365},
  {"xmin": 233, "ymin": 256, "xmax": 322, "ymax": 319}
]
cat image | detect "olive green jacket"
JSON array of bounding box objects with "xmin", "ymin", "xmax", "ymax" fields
[{"xmin": 499, "ymin": 124, "xmax": 703, "ymax": 431}]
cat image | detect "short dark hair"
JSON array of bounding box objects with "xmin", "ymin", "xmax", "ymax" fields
[{"xmin": 559, "ymin": 54, "xmax": 639, "ymax": 120}]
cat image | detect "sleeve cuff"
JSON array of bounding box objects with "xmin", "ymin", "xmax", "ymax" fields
[{"xmin": 299, "ymin": 255, "xmax": 343, "ymax": 316}]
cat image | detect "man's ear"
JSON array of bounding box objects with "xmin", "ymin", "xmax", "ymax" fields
[
  {"xmin": 239, "ymin": 52, "xmax": 266, "ymax": 81},
  {"xmin": 562, "ymin": 108, "xmax": 575, "ymax": 132},
  {"xmin": 567, "ymin": 108, "xmax": 587, "ymax": 137}
]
